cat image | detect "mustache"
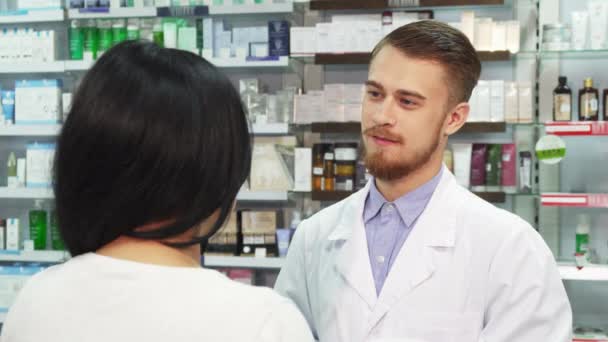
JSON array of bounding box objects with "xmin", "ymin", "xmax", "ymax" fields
[{"xmin": 363, "ymin": 126, "xmax": 403, "ymax": 143}]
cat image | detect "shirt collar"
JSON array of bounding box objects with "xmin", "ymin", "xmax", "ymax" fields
[{"xmin": 363, "ymin": 168, "xmax": 443, "ymax": 227}]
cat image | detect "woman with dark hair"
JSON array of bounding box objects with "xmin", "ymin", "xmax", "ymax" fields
[{"xmin": 1, "ymin": 41, "xmax": 313, "ymax": 342}]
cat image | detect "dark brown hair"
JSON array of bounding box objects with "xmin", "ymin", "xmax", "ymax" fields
[{"xmin": 371, "ymin": 20, "xmax": 481, "ymax": 105}]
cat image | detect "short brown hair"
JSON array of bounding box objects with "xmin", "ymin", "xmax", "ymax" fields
[{"xmin": 371, "ymin": 20, "xmax": 481, "ymax": 104}]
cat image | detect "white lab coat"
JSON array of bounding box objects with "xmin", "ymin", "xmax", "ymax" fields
[{"xmin": 275, "ymin": 167, "xmax": 572, "ymax": 342}]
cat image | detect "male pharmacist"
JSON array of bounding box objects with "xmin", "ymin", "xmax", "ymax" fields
[{"xmin": 275, "ymin": 20, "xmax": 572, "ymax": 342}]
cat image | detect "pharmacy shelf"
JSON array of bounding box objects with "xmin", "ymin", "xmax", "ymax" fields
[
  {"xmin": 309, "ymin": 0, "xmax": 504, "ymax": 10},
  {"xmin": 545, "ymin": 121, "xmax": 608, "ymax": 136},
  {"xmin": 0, "ymin": 187, "xmax": 53, "ymax": 199},
  {"xmin": 236, "ymin": 191, "xmax": 288, "ymax": 202},
  {"xmin": 208, "ymin": 2, "xmax": 293, "ymax": 14},
  {"xmin": 559, "ymin": 263, "xmax": 608, "ymax": 282},
  {"xmin": 156, "ymin": 5, "xmax": 209, "ymax": 17},
  {"xmin": 0, "ymin": 250, "xmax": 68, "ymax": 263},
  {"xmin": 306, "ymin": 121, "xmax": 508, "ymax": 134},
  {"xmin": 541, "ymin": 193, "xmax": 608, "ymax": 208},
  {"xmin": 67, "ymin": 7, "xmax": 157, "ymax": 19},
  {"xmin": 251, "ymin": 123, "xmax": 290, "ymax": 135},
  {"xmin": 203, "ymin": 255, "xmax": 284, "ymax": 269},
  {"xmin": 64, "ymin": 57, "xmax": 289, "ymax": 71},
  {"xmin": 64, "ymin": 60, "xmax": 94, "ymax": 72},
  {"xmin": 474, "ymin": 192, "xmax": 506, "ymax": 203},
  {"xmin": 0, "ymin": 61, "xmax": 65, "ymax": 74},
  {"xmin": 0, "ymin": 125, "xmax": 61, "ymax": 136},
  {"xmin": 0, "ymin": 9, "xmax": 64, "ymax": 24},
  {"xmin": 0, "ymin": 188, "xmax": 287, "ymax": 202},
  {"xmin": 208, "ymin": 56, "xmax": 289, "ymax": 68},
  {"xmin": 312, "ymin": 51, "xmax": 511, "ymax": 64},
  {"xmin": 311, "ymin": 191, "xmax": 355, "ymax": 202},
  {"xmin": 311, "ymin": 190, "xmax": 509, "ymax": 203},
  {"xmin": 540, "ymin": 49, "xmax": 608, "ymax": 59}
]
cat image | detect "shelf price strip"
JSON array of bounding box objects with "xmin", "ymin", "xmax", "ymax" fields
[
  {"xmin": 546, "ymin": 122, "xmax": 608, "ymax": 136},
  {"xmin": 541, "ymin": 193, "xmax": 608, "ymax": 208}
]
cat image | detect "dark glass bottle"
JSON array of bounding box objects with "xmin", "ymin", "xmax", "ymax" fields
[
  {"xmin": 553, "ymin": 76, "xmax": 572, "ymax": 121},
  {"xmin": 603, "ymin": 89, "xmax": 608, "ymax": 121},
  {"xmin": 579, "ymin": 78, "xmax": 599, "ymax": 121}
]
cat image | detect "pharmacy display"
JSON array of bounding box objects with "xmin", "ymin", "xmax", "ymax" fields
[{"xmin": 68, "ymin": 17, "xmax": 289, "ymax": 63}]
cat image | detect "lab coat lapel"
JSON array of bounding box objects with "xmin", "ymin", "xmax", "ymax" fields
[
  {"xmin": 368, "ymin": 168, "xmax": 461, "ymax": 327},
  {"xmin": 331, "ymin": 182, "xmax": 378, "ymax": 310}
]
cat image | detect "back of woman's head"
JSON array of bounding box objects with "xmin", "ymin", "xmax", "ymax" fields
[{"xmin": 54, "ymin": 41, "xmax": 251, "ymax": 256}]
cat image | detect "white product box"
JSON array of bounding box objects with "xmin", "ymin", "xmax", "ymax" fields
[
  {"xmin": 474, "ymin": 18, "xmax": 493, "ymax": 51},
  {"xmin": 367, "ymin": 24, "xmax": 383, "ymax": 51},
  {"xmin": 329, "ymin": 23, "xmax": 348, "ymax": 53},
  {"xmin": 17, "ymin": 0, "xmax": 61, "ymax": 9},
  {"xmin": 506, "ymin": 21, "xmax": 521, "ymax": 53},
  {"xmin": 344, "ymin": 103, "xmax": 362, "ymax": 122},
  {"xmin": 163, "ymin": 22, "xmax": 177, "ymax": 49},
  {"xmin": 324, "ymin": 102, "xmax": 345, "ymax": 122},
  {"xmin": 62, "ymin": 93, "xmax": 72, "ymax": 120},
  {"xmin": 343, "ymin": 84, "xmax": 365, "ymax": 103},
  {"xmin": 324, "ymin": 84, "xmax": 345, "ymax": 103},
  {"xmin": 332, "ymin": 14, "xmax": 381, "ymax": 23},
  {"xmin": 467, "ymin": 86, "xmax": 480, "ymax": 122},
  {"xmin": 490, "ymin": 80, "xmax": 505, "ymax": 122},
  {"xmin": 461, "ymin": 11, "xmax": 475, "ymax": 44},
  {"xmin": 589, "ymin": 0, "xmax": 608, "ymax": 50},
  {"xmin": 17, "ymin": 158, "xmax": 26, "ymax": 187},
  {"xmin": 6, "ymin": 218, "xmax": 19, "ymax": 251},
  {"xmin": 15, "ymin": 79, "xmax": 61, "ymax": 125},
  {"xmin": 316, "ymin": 23, "xmax": 331, "ymax": 53},
  {"xmin": 518, "ymin": 82, "xmax": 533, "ymax": 123},
  {"xmin": 504, "ymin": 82, "xmax": 519, "ymax": 123},
  {"xmin": 491, "ymin": 22, "xmax": 507, "ymax": 51},
  {"xmin": 290, "ymin": 27, "xmax": 316, "ymax": 55},
  {"xmin": 26, "ymin": 143, "xmax": 55, "ymax": 188},
  {"xmin": 202, "ymin": 18, "xmax": 214, "ymax": 51},
  {"xmin": 0, "ymin": 223, "xmax": 4, "ymax": 250},
  {"xmin": 393, "ymin": 12, "xmax": 418, "ymax": 27},
  {"xmin": 474, "ymin": 81, "xmax": 491, "ymax": 122},
  {"xmin": 294, "ymin": 148, "xmax": 312, "ymax": 192}
]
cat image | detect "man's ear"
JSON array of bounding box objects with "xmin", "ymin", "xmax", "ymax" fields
[{"xmin": 443, "ymin": 102, "xmax": 470, "ymax": 136}]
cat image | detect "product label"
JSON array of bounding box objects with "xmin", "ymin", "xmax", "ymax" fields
[
  {"xmin": 312, "ymin": 167, "xmax": 324, "ymax": 176},
  {"xmin": 582, "ymin": 93, "xmax": 599, "ymax": 119},
  {"xmin": 554, "ymin": 94, "xmax": 571, "ymax": 121}
]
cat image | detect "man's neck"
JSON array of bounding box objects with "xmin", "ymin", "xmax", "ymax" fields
[{"xmin": 375, "ymin": 160, "xmax": 443, "ymax": 202}]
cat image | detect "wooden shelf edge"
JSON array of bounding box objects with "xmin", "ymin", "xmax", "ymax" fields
[{"xmin": 310, "ymin": 0, "xmax": 504, "ymax": 11}]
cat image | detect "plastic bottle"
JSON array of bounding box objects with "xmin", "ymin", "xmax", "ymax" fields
[
  {"xmin": 290, "ymin": 211, "xmax": 301, "ymax": 231},
  {"xmin": 575, "ymin": 214, "xmax": 590, "ymax": 264},
  {"xmin": 7, "ymin": 152, "xmax": 17, "ymax": 188},
  {"xmin": 69, "ymin": 20, "xmax": 84, "ymax": 60},
  {"xmin": 29, "ymin": 200, "xmax": 48, "ymax": 250},
  {"xmin": 98, "ymin": 20, "xmax": 114, "ymax": 56},
  {"xmin": 127, "ymin": 18, "xmax": 140, "ymax": 41},
  {"xmin": 83, "ymin": 19, "xmax": 99, "ymax": 61},
  {"xmin": 50, "ymin": 210, "xmax": 64, "ymax": 250}
]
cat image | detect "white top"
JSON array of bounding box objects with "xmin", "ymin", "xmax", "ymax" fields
[{"xmin": 1, "ymin": 253, "xmax": 313, "ymax": 342}]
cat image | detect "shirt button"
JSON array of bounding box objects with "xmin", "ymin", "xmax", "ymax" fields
[
  {"xmin": 376, "ymin": 256, "xmax": 385, "ymax": 264},
  {"xmin": 386, "ymin": 204, "xmax": 394, "ymax": 212}
]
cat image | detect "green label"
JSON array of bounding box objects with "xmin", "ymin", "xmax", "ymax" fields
[
  {"xmin": 112, "ymin": 28, "xmax": 127, "ymax": 45},
  {"xmin": 535, "ymin": 135, "xmax": 567, "ymax": 165},
  {"xmin": 50, "ymin": 212, "xmax": 65, "ymax": 251},
  {"xmin": 153, "ymin": 31, "xmax": 164, "ymax": 47},
  {"xmin": 536, "ymin": 148, "xmax": 566, "ymax": 160},
  {"xmin": 29, "ymin": 211, "xmax": 47, "ymax": 250},
  {"xmin": 99, "ymin": 28, "xmax": 113, "ymax": 52},
  {"xmin": 576, "ymin": 234, "xmax": 589, "ymax": 254},
  {"xmin": 127, "ymin": 29, "xmax": 140, "ymax": 41},
  {"xmin": 69, "ymin": 27, "xmax": 84, "ymax": 60},
  {"xmin": 84, "ymin": 27, "xmax": 99, "ymax": 59}
]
